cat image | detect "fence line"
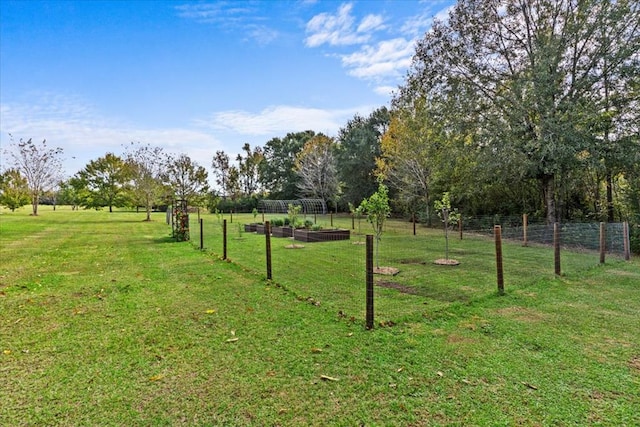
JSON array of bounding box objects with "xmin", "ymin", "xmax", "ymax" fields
[{"xmin": 187, "ymin": 212, "xmax": 631, "ymax": 328}]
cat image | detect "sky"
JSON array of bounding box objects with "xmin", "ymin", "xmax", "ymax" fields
[{"xmin": 0, "ymin": 0, "xmax": 454, "ymax": 178}]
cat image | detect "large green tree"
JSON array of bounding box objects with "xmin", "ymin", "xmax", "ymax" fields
[
  {"xmin": 336, "ymin": 107, "xmax": 389, "ymax": 207},
  {"xmin": 403, "ymin": 0, "xmax": 639, "ymax": 224},
  {"xmin": 76, "ymin": 153, "xmax": 131, "ymax": 212},
  {"xmin": 0, "ymin": 169, "xmax": 30, "ymax": 211},
  {"xmin": 259, "ymin": 131, "xmax": 316, "ymax": 200},
  {"xmin": 165, "ymin": 153, "xmax": 209, "ymax": 206}
]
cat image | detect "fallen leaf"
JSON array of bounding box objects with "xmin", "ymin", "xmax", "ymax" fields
[
  {"xmin": 149, "ymin": 374, "xmax": 164, "ymax": 381},
  {"xmin": 521, "ymin": 382, "xmax": 538, "ymax": 390},
  {"xmin": 437, "ymin": 371, "xmax": 444, "ymax": 377},
  {"xmin": 3, "ymin": 350, "xmax": 11, "ymax": 355},
  {"xmin": 226, "ymin": 338, "xmax": 239, "ymax": 343},
  {"xmin": 311, "ymin": 348, "xmax": 323, "ymax": 354},
  {"xmin": 320, "ymin": 375, "xmax": 339, "ymax": 382},
  {"xmin": 205, "ymin": 309, "xmax": 216, "ymax": 314},
  {"xmin": 397, "ymin": 367, "xmax": 404, "ymax": 372}
]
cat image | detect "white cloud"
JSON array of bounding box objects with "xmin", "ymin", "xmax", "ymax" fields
[
  {"xmin": 304, "ymin": 3, "xmax": 383, "ymax": 47},
  {"xmin": 340, "ymin": 38, "xmax": 415, "ymax": 80},
  {"xmin": 0, "ymin": 94, "xmax": 222, "ymax": 176},
  {"xmin": 197, "ymin": 105, "xmax": 374, "ymax": 136},
  {"xmin": 374, "ymin": 85, "xmax": 398, "ymax": 97}
]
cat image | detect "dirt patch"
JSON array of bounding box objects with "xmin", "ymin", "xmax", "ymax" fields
[
  {"xmin": 434, "ymin": 259, "xmax": 460, "ymax": 266},
  {"xmin": 374, "ymin": 266, "xmax": 400, "ymax": 275},
  {"xmin": 377, "ymin": 281, "xmax": 420, "ymax": 295},
  {"xmin": 629, "ymin": 356, "xmax": 640, "ymax": 372}
]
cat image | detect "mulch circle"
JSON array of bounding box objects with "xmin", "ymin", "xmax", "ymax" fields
[{"xmin": 433, "ymin": 259, "xmax": 460, "ymax": 266}]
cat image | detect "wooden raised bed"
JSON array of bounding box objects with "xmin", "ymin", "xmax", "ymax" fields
[
  {"xmin": 255, "ymin": 224, "xmax": 267, "ymax": 234},
  {"xmin": 272, "ymin": 226, "xmax": 294, "ymax": 237},
  {"xmin": 244, "ymin": 223, "xmax": 260, "ymax": 232},
  {"xmin": 293, "ymin": 229, "xmax": 350, "ymax": 242}
]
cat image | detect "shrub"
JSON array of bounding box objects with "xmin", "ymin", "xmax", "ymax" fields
[
  {"xmin": 304, "ymin": 219, "xmax": 314, "ymax": 229},
  {"xmin": 272, "ymin": 218, "xmax": 284, "ymax": 227}
]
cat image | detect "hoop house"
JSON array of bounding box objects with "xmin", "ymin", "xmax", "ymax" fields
[{"xmin": 258, "ymin": 199, "xmax": 326, "ymax": 215}]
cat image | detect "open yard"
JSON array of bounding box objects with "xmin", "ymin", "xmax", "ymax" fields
[{"xmin": 1, "ymin": 207, "xmax": 639, "ymax": 426}]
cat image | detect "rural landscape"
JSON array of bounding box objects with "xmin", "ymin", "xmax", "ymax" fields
[{"xmin": 1, "ymin": 0, "xmax": 639, "ymax": 425}]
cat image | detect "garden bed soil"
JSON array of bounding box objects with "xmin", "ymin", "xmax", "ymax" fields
[{"xmin": 293, "ymin": 229, "xmax": 350, "ymax": 242}]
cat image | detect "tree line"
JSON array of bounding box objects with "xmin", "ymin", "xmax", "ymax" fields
[{"xmin": 2, "ymin": 1, "xmax": 638, "ymax": 238}]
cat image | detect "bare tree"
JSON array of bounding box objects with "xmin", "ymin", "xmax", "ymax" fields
[
  {"xmin": 295, "ymin": 134, "xmax": 338, "ymax": 207},
  {"xmin": 4, "ymin": 136, "xmax": 63, "ymax": 215}
]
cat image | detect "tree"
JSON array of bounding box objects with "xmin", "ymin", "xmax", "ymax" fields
[
  {"xmin": 236, "ymin": 143, "xmax": 263, "ymax": 196},
  {"xmin": 165, "ymin": 153, "xmax": 209, "ymax": 206},
  {"xmin": 124, "ymin": 142, "xmax": 166, "ymax": 221},
  {"xmin": 76, "ymin": 153, "xmax": 131, "ymax": 212},
  {"xmin": 295, "ymin": 134, "xmax": 339, "ymax": 207},
  {"xmin": 259, "ymin": 131, "xmax": 316, "ymax": 199},
  {"xmin": 358, "ymin": 180, "xmax": 391, "ymax": 268},
  {"xmin": 4, "ymin": 136, "xmax": 63, "ymax": 215},
  {"xmin": 337, "ymin": 107, "xmax": 390, "ymax": 207},
  {"xmin": 434, "ymin": 192, "xmax": 461, "ymax": 262},
  {"xmin": 0, "ymin": 169, "xmax": 30, "ymax": 211},
  {"xmin": 404, "ymin": 0, "xmax": 640, "ymax": 224}
]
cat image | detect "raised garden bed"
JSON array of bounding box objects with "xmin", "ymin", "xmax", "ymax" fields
[
  {"xmin": 255, "ymin": 224, "xmax": 267, "ymax": 234},
  {"xmin": 272, "ymin": 226, "xmax": 294, "ymax": 238},
  {"xmin": 293, "ymin": 229, "xmax": 350, "ymax": 242},
  {"xmin": 244, "ymin": 223, "xmax": 260, "ymax": 232}
]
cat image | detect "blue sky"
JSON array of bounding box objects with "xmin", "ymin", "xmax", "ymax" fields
[{"xmin": 1, "ymin": 0, "xmax": 454, "ymax": 177}]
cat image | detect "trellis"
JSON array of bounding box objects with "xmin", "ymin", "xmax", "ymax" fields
[{"xmin": 258, "ymin": 198, "xmax": 327, "ymax": 215}]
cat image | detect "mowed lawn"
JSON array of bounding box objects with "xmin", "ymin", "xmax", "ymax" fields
[{"xmin": 1, "ymin": 207, "xmax": 639, "ymax": 426}]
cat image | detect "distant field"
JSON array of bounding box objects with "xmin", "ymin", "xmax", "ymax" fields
[{"xmin": 2, "ymin": 206, "xmax": 639, "ymax": 425}]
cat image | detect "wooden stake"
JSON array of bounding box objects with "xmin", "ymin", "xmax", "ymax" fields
[
  {"xmin": 366, "ymin": 235, "xmax": 374, "ymax": 329},
  {"xmin": 494, "ymin": 225, "xmax": 504, "ymax": 295},
  {"xmin": 200, "ymin": 218, "xmax": 204, "ymax": 250},
  {"xmin": 599, "ymin": 222, "xmax": 605, "ymax": 264},
  {"xmin": 554, "ymin": 222, "xmax": 561, "ymax": 276},
  {"xmin": 223, "ymin": 219, "xmax": 227, "ymax": 260},
  {"xmin": 265, "ymin": 221, "xmax": 272, "ymax": 280},
  {"xmin": 623, "ymin": 221, "xmax": 630, "ymax": 261},
  {"xmin": 523, "ymin": 213, "xmax": 528, "ymax": 247}
]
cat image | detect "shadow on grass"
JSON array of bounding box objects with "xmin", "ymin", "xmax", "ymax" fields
[{"xmin": 153, "ymin": 236, "xmax": 178, "ymax": 244}]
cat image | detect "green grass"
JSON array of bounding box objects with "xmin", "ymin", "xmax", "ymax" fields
[{"xmin": 2, "ymin": 206, "xmax": 639, "ymax": 426}]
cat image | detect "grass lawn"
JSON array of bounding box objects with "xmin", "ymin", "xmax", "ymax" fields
[{"xmin": 1, "ymin": 207, "xmax": 639, "ymax": 426}]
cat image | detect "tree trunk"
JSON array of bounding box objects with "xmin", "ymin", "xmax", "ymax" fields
[
  {"xmin": 606, "ymin": 172, "xmax": 614, "ymax": 222},
  {"xmin": 31, "ymin": 194, "xmax": 39, "ymax": 216},
  {"xmin": 542, "ymin": 174, "xmax": 557, "ymax": 224}
]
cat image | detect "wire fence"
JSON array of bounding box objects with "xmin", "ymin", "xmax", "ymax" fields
[{"xmin": 184, "ymin": 212, "xmax": 632, "ymax": 327}]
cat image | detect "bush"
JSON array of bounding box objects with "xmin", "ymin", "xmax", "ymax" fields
[
  {"xmin": 272, "ymin": 218, "xmax": 284, "ymax": 227},
  {"xmin": 303, "ymin": 219, "xmax": 314, "ymax": 229}
]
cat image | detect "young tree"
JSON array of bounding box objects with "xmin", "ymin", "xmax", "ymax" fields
[
  {"xmin": 358, "ymin": 180, "xmax": 391, "ymax": 268},
  {"xmin": 165, "ymin": 153, "xmax": 209, "ymax": 206},
  {"xmin": 77, "ymin": 153, "xmax": 131, "ymax": 212},
  {"xmin": 295, "ymin": 134, "xmax": 339, "ymax": 207},
  {"xmin": 4, "ymin": 136, "xmax": 63, "ymax": 215},
  {"xmin": 434, "ymin": 192, "xmax": 461, "ymax": 262},
  {"xmin": 124, "ymin": 142, "xmax": 166, "ymax": 221},
  {"xmin": 0, "ymin": 169, "xmax": 31, "ymax": 211}
]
